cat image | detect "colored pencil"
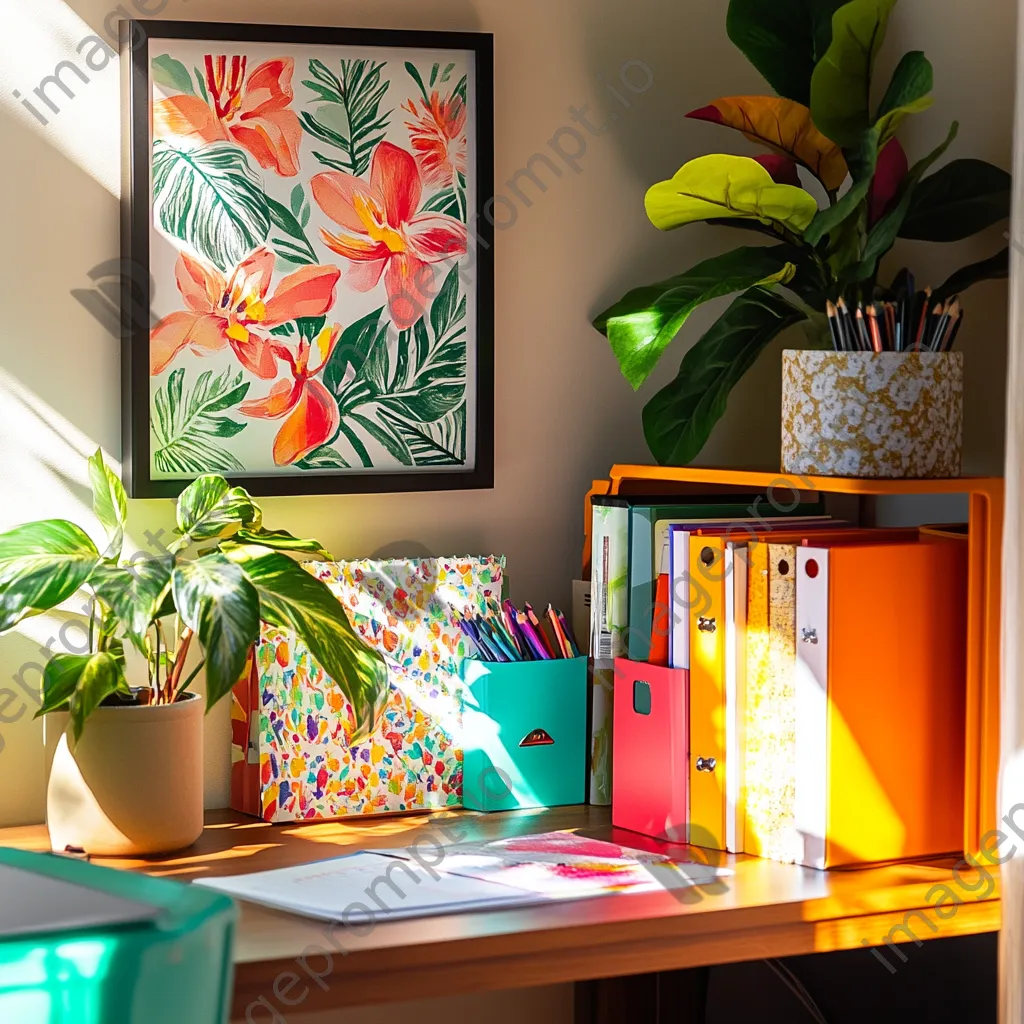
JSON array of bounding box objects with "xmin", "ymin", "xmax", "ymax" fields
[{"xmin": 556, "ymin": 610, "xmax": 582, "ymax": 657}]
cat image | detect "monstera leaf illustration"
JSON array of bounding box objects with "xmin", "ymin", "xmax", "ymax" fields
[{"xmin": 151, "ymin": 141, "xmax": 271, "ymax": 270}]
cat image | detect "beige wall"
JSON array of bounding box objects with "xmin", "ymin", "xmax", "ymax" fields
[{"xmin": 0, "ymin": 0, "xmax": 1013, "ymax": 873}]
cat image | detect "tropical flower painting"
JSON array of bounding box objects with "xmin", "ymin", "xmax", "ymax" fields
[{"xmin": 142, "ymin": 36, "xmax": 484, "ymax": 488}]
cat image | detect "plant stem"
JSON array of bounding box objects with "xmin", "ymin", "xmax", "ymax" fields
[
  {"xmin": 174, "ymin": 656, "xmax": 206, "ymax": 703},
  {"xmin": 153, "ymin": 625, "xmax": 162, "ymax": 703},
  {"xmin": 167, "ymin": 627, "xmax": 195, "ymax": 702},
  {"xmin": 87, "ymin": 597, "xmax": 96, "ymax": 653}
]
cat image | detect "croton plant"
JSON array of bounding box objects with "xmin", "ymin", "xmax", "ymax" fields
[{"xmin": 594, "ymin": 0, "xmax": 1011, "ymax": 465}]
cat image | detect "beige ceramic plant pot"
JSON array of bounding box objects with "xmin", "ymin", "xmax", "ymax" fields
[
  {"xmin": 44, "ymin": 691, "xmax": 204, "ymax": 856},
  {"xmin": 780, "ymin": 349, "xmax": 963, "ymax": 479}
]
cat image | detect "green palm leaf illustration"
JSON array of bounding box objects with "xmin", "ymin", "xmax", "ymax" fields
[
  {"xmin": 318, "ymin": 265, "xmax": 469, "ymax": 469},
  {"xmin": 300, "ymin": 59, "xmax": 392, "ymax": 176},
  {"xmin": 152, "ymin": 367, "xmax": 249, "ymax": 475},
  {"xmin": 152, "ymin": 141, "xmax": 271, "ymax": 270}
]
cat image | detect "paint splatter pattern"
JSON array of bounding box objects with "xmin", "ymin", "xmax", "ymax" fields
[{"xmin": 252, "ymin": 556, "xmax": 504, "ymax": 821}]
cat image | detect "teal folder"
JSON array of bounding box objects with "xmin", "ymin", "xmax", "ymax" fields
[{"xmin": 461, "ymin": 656, "xmax": 587, "ymax": 811}]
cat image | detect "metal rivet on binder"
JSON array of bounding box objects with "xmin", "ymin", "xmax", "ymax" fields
[
  {"xmin": 697, "ymin": 616, "xmax": 717, "ymax": 633},
  {"xmin": 801, "ymin": 627, "xmax": 819, "ymax": 645},
  {"xmin": 696, "ymin": 756, "xmax": 717, "ymax": 773}
]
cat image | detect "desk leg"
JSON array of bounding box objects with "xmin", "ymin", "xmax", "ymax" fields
[{"xmin": 574, "ymin": 967, "xmax": 710, "ymax": 1024}]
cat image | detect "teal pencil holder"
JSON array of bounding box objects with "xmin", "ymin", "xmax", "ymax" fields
[{"xmin": 460, "ymin": 656, "xmax": 588, "ymax": 812}]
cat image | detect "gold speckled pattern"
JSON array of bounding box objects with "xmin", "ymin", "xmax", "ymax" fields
[
  {"xmin": 743, "ymin": 542, "xmax": 775, "ymax": 858},
  {"xmin": 780, "ymin": 350, "xmax": 963, "ymax": 478}
]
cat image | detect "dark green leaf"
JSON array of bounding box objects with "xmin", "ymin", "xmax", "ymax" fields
[
  {"xmin": 175, "ymin": 476, "xmax": 260, "ymax": 546},
  {"xmin": 803, "ymin": 142, "xmax": 877, "ymax": 247},
  {"xmin": 337, "ymin": 422, "xmax": 374, "ymax": 467},
  {"xmin": 593, "ymin": 246, "xmax": 797, "ymax": 389},
  {"xmin": 422, "ymin": 187, "xmax": 460, "ymax": 217},
  {"xmin": 36, "ymin": 653, "xmax": 91, "ymax": 717},
  {"xmin": 726, "ymin": 0, "xmax": 847, "ymax": 104},
  {"xmin": 350, "ymin": 412, "xmax": 413, "ymax": 466},
  {"xmin": 429, "ymin": 265, "xmax": 461, "ymax": 343},
  {"xmin": 810, "ymin": 0, "xmax": 898, "ymax": 147},
  {"xmin": 899, "ymin": 159, "xmax": 1012, "ymax": 241},
  {"xmin": 301, "ymin": 58, "xmax": 392, "ymax": 176},
  {"xmin": 936, "ymin": 247, "xmax": 1009, "ymax": 299},
  {"xmin": 225, "ymin": 545, "xmax": 388, "ymax": 742},
  {"xmin": 295, "ymin": 446, "xmax": 350, "ymax": 470},
  {"xmin": 405, "ymin": 61, "xmax": 429, "ymax": 102},
  {"xmin": 377, "ymin": 409, "xmax": 463, "ymax": 466},
  {"xmin": 173, "ymin": 554, "xmax": 260, "ymax": 707},
  {"xmin": 151, "ymin": 55, "xmax": 195, "ymax": 96},
  {"xmin": 151, "ymin": 141, "xmax": 271, "ymax": 271},
  {"xmin": 289, "ymin": 183, "xmax": 306, "ymax": 218},
  {"xmin": 848, "ymin": 122, "xmax": 959, "ymax": 280},
  {"xmin": 194, "ymin": 66, "xmax": 208, "ymax": 101},
  {"xmin": 877, "ymin": 51, "xmax": 933, "ymax": 121},
  {"xmin": 152, "ymin": 368, "xmax": 249, "ymax": 476},
  {"xmin": 297, "ymin": 316, "xmax": 327, "ymax": 343},
  {"xmin": 88, "ymin": 448, "xmax": 127, "ymax": 561},
  {"xmin": 0, "ymin": 521, "xmax": 99, "ymax": 632},
  {"xmin": 90, "ymin": 556, "xmax": 174, "ymax": 647},
  {"xmin": 322, "ymin": 307, "xmax": 387, "ymax": 399},
  {"xmin": 267, "ymin": 195, "xmax": 318, "ymax": 264},
  {"xmin": 642, "ymin": 288, "xmax": 806, "ymax": 465},
  {"xmin": 68, "ymin": 652, "xmax": 128, "ymax": 740}
]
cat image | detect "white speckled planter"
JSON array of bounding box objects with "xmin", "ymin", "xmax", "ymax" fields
[{"xmin": 781, "ymin": 350, "xmax": 963, "ymax": 479}]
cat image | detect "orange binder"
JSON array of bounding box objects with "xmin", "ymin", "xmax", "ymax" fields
[
  {"xmin": 800, "ymin": 538, "xmax": 967, "ymax": 867},
  {"xmin": 690, "ymin": 527, "xmax": 917, "ymax": 855},
  {"xmin": 742, "ymin": 529, "xmax": 921, "ymax": 862}
]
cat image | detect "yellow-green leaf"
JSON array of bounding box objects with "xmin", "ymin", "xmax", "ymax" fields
[
  {"xmin": 876, "ymin": 95, "xmax": 934, "ymax": 146},
  {"xmin": 645, "ymin": 155, "xmax": 819, "ymax": 235},
  {"xmin": 687, "ymin": 96, "xmax": 848, "ymax": 191},
  {"xmin": 810, "ymin": 0, "xmax": 898, "ymax": 147}
]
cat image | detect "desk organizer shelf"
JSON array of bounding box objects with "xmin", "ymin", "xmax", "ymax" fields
[{"xmin": 584, "ymin": 466, "xmax": 1003, "ymax": 858}]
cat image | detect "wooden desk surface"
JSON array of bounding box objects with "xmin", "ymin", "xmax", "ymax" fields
[{"xmin": 0, "ymin": 807, "xmax": 1001, "ymax": 1018}]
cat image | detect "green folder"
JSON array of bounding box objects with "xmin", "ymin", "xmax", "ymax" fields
[{"xmin": 626, "ymin": 495, "xmax": 825, "ymax": 661}]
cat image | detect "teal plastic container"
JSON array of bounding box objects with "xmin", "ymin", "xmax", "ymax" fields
[
  {"xmin": 0, "ymin": 847, "xmax": 236, "ymax": 1024},
  {"xmin": 461, "ymin": 656, "xmax": 587, "ymax": 811}
]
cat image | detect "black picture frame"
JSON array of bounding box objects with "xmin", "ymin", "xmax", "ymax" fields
[{"xmin": 121, "ymin": 19, "xmax": 494, "ymax": 497}]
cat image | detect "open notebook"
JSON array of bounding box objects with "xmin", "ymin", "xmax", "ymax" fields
[{"xmin": 193, "ymin": 831, "xmax": 730, "ymax": 922}]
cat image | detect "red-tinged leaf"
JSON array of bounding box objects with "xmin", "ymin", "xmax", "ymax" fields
[
  {"xmin": 754, "ymin": 155, "xmax": 801, "ymax": 187},
  {"xmin": 686, "ymin": 95, "xmax": 847, "ymax": 190},
  {"xmin": 868, "ymin": 138, "xmax": 909, "ymax": 226}
]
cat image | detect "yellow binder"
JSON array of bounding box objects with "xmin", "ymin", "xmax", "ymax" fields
[{"xmin": 688, "ymin": 537, "xmax": 727, "ymax": 851}]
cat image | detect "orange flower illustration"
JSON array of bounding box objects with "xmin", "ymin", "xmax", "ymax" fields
[
  {"xmin": 150, "ymin": 248, "xmax": 340, "ymax": 379},
  {"xmin": 402, "ymin": 91, "xmax": 467, "ymax": 188},
  {"xmin": 310, "ymin": 142, "xmax": 467, "ymax": 331},
  {"xmin": 239, "ymin": 325, "xmax": 341, "ymax": 466},
  {"xmin": 154, "ymin": 56, "xmax": 303, "ymax": 177}
]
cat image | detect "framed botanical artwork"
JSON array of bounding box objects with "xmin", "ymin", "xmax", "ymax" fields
[{"xmin": 121, "ymin": 21, "xmax": 493, "ymax": 496}]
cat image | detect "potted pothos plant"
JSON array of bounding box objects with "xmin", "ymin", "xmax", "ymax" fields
[
  {"xmin": 0, "ymin": 450, "xmax": 386, "ymax": 855},
  {"xmin": 594, "ymin": 0, "xmax": 1011, "ymax": 466}
]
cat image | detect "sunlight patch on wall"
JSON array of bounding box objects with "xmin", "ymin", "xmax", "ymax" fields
[{"xmin": 0, "ymin": 0, "xmax": 120, "ymax": 194}]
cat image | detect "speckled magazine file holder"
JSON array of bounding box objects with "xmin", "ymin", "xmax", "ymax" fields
[
  {"xmin": 612, "ymin": 658, "xmax": 689, "ymax": 841},
  {"xmin": 461, "ymin": 657, "xmax": 588, "ymax": 812}
]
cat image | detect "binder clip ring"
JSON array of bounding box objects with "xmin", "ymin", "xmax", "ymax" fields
[
  {"xmin": 801, "ymin": 628, "xmax": 818, "ymax": 645},
  {"xmin": 697, "ymin": 616, "xmax": 717, "ymax": 634}
]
